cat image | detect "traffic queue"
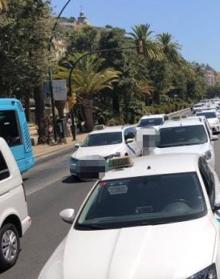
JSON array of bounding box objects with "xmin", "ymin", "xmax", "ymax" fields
[
  {"xmin": 1, "ymin": 98, "xmax": 220, "ymax": 278},
  {"xmin": 38, "ymin": 98, "xmax": 220, "ymax": 278}
]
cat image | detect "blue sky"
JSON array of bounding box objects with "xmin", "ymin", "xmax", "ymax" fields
[{"xmin": 51, "ymin": 0, "xmax": 220, "ymax": 71}]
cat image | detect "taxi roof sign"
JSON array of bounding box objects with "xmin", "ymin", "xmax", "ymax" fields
[{"xmin": 107, "ymin": 156, "xmax": 133, "ymax": 170}]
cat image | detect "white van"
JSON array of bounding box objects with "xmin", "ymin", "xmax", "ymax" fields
[{"xmin": 0, "ymin": 138, "xmax": 31, "ymax": 271}]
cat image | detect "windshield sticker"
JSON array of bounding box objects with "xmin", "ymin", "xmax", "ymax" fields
[{"xmin": 108, "ymin": 185, "xmax": 128, "ymax": 195}]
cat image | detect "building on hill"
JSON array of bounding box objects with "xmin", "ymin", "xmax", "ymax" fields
[{"xmin": 204, "ymin": 65, "xmax": 217, "ymax": 87}]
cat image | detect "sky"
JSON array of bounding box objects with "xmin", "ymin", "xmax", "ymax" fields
[{"xmin": 51, "ymin": 0, "xmax": 220, "ymax": 71}]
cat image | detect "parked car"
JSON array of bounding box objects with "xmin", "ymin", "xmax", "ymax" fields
[
  {"xmin": 0, "ymin": 137, "xmax": 31, "ymax": 271},
  {"xmin": 196, "ymin": 110, "xmax": 220, "ymax": 134},
  {"xmin": 152, "ymin": 118, "xmax": 217, "ymax": 168},
  {"xmin": 70, "ymin": 126, "xmax": 142, "ymax": 179},
  {"xmin": 39, "ymin": 154, "xmax": 220, "ymax": 279}
]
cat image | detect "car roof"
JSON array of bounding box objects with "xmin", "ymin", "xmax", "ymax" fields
[
  {"xmin": 140, "ymin": 114, "xmax": 165, "ymax": 120},
  {"xmin": 159, "ymin": 118, "xmax": 204, "ymax": 128},
  {"xmin": 89, "ymin": 125, "xmax": 130, "ymax": 135},
  {"xmin": 103, "ymin": 154, "xmax": 199, "ymax": 180}
]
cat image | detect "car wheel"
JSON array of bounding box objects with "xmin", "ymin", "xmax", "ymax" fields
[{"xmin": 0, "ymin": 223, "xmax": 20, "ymax": 271}]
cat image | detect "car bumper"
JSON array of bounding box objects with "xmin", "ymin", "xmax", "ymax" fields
[
  {"xmin": 21, "ymin": 216, "xmax": 31, "ymax": 235},
  {"xmin": 70, "ymin": 159, "xmax": 106, "ymax": 178}
]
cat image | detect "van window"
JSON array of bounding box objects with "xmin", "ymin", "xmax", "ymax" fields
[
  {"xmin": 0, "ymin": 151, "xmax": 10, "ymax": 180},
  {"xmin": 0, "ymin": 110, "xmax": 22, "ymax": 146}
]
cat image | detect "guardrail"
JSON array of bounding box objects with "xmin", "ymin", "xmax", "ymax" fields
[{"xmin": 168, "ymin": 108, "xmax": 191, "ymax": 118}]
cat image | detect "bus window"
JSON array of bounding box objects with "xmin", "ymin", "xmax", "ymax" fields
[{"xmin": 0, "ymin": 110, "xmax": 22, "ymax": 147}]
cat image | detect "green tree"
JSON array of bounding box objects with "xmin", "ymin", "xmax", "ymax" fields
[
  {"xmin": 0, "ymin": 0, "xmax": 52, "ymax": 141},
  {"xmin": 59, "ymin": 53, "xmax": 120, "ymax": 131},
  {"xmin": 0, "ymin": 0, "xmax": 7, "ymax": 11},
  {"xmin": 157, "ymin": 32, "xmax": 181, "ymax": 63},
  {"xmin": 129, "ymin": 24, "xmax": 160, "ymax": 59}
]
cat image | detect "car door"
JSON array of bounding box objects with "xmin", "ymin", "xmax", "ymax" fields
[{"xmin": 124, "ymin": 127, "xmax": 140, "ymax": 156}]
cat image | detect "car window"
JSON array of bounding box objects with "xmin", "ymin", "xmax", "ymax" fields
[
  {"xmin": 0, "ymin": 151, "xmax": 10, "ymax": 180},
  {"xmin": 199, "ymin": 157, "xmax": 215, "ymax": 208},
  {"xmin": 197, "ymin": 112, "xmax": 217, "ymax": 119},
  {"xmin": 157, "ymin": 125, "xmax": 208, "ymax": 148},
  {"xmin": 0, "ymin": 110, "xmax": 22, "ymax": 147},
  {"xmin": 124, "ymin": 127, "xmax": 136, "ymax": 140},
  {"xmin": 81, "ymin": 132, "xmax": 122, "ymax": 147},
  {"xmin": 138, "ymin": 118, "xmax": 163, "ymax": 127},
  {"xmin": 75, "ymin": 172, "xmax": 206, "ymax": 230}
]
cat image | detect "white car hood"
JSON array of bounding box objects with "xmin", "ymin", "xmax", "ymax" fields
[
  {"xmin": 152, "ymin": 143, "xmax": 209, "ymax": 156},
  {"xmin": 40, "ymin": 217, "xmax": 216, "ymax": 279},
  {"xmin": 72, "ymin": 144, "xmax": 124, "ymax": 159}
]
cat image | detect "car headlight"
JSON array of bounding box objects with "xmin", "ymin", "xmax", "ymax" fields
[
  {"xmin": 105, "ymin": 152, "xmax": 121, "ymax": 160},
  {"xmin": 70, "ymin": 157, "xmax": 78, "ymax": 165},
  {"xmin": 187, "ymin": 263, "xmax": 217, "ymax": 278},
  {"xmin": 204, "ymin": 151, "xmax": 212, "ymax": 160}
]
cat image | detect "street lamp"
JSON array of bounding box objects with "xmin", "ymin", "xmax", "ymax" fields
[{"xmin": 48, "ymin": 0, "xmax": 72, "ymax": 142}]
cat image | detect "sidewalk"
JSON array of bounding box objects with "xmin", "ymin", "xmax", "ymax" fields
[{"xmin": 33, "ymin": 133, "xmax": 87, "ymax": 160}]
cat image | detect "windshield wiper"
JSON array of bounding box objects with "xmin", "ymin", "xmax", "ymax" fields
[{"xmin": 75, "ymin": 223, "xmax": 107, "ymax": 230}]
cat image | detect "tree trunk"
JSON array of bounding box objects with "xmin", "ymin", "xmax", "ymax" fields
[
  {"xmin": 34, "ymin": 85, "xmax": 47, "ymax": 143},
  {"xmin": 55, "ymin": 101, "xmax": 65, "ymax": 118},
  {"xmin": 82, "ymin": 99, "xmax": 94, "ymax": 131},
  {"xmin": 154, "ymin": 91, "xmax": 160, "ymax": 105},
  {"xmin": 112, "ymin": 93, "xmax": 120, "ymax": 115},
  {"xmin": 24, "ymin": 93, "xmax": 30, "ymax": 122}
]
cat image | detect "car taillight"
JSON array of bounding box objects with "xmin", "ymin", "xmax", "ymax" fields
[{"xmin": 22, "ymin": 183, "xmax": 27, "ymax": 202}]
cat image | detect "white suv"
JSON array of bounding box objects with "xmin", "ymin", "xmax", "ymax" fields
[
  {"xmin": 196, "ymin": 110, "xmax": 220, "ymax": 134},
  {"xmin": 0, "ymin": 138, "xmax": 31, "ymax": 271},
  {"xmin": 152, "ymin": 118, "xmax": 216, "ymax": 168}
]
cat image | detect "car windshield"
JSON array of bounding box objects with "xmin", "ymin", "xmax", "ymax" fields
[
  {"xmin": 75, "ymin": 172, "xmax": 206, "ymax": 230},
  {"xmin": 157, "ymin": 125, "xmax": 208, "ymax": 148},
  {"xmin": 138, "ymin": 118, "xmax": 163, "ymax": 127},
  {"xmin": 197, "ymin": 112, "xmax": 216, "ymax": 119},
  {"xmin": 81, "ymin": 132, "xmax": 122, "ymax": 147}
]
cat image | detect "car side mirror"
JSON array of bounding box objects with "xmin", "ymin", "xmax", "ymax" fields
[
  {"xmin": 211, "ymin": 135, "xmax": 218, "ymax": 141},
  {"xmin": 74, "ymin": 143, "xmax": 80, "ymax": 149},
  {"xmin": 126, "ymin": 138, "xmax": 134, "ymax": 144},
  {"xmin": 59, "ymin": 209, "xmax": 75, "ymax": 224}
]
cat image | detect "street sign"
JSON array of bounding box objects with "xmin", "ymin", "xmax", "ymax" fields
[{"xmin": 52, "ymin": 80, "xmax": 67, "ymax": 101}]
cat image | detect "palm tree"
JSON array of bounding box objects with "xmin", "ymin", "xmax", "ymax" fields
[
  {"xmin": 59, "ymin": 53, "xmax": 120, "ymax": 131},
  {"xmin": 157, "ymin": 33, "xmax": 181, "ymax": 63},
  {"xmin": 129, "ymin": 24, "xmax": 160, "ymax": 60},
  {"xmin": 0, "ymin": 0, "xmax": 7, "ymax": 11}
]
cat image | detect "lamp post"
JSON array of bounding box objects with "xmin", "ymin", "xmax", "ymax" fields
[{"xmin": 48, "ymin": 0, "xmax": 72, "ymax": 142}]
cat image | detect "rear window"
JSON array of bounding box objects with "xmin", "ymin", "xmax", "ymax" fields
[
  {"xmin": 0, "ymin": 110, "xmax": 22, "ymax": 146},
  {"xmin": 157, "ymin": 125, "xmax": 208, "ymax": 148},
  {"xmin": 138, "ymin": 118, "xmax": 163, "ymax": 127},
  {"xmin": 0, "ymin": 151, "xmax": 10, "ymax": 180}
]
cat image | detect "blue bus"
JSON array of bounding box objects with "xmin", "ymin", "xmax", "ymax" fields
[{"xmin": 0, "ymin": 98, "xmax": 35, "ymax": 173}]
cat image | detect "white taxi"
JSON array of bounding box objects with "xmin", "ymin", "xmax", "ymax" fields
[
  {"xmin": 69, "ymin": 126, "xmax": 141, "ymax": 178},
  {"xmin": 39, "ymin": 154, "xmax": 220, "ymax": 279},
  {"xmin": 152, "ymin": 118, "xmax": 216, "ymax": 168}
]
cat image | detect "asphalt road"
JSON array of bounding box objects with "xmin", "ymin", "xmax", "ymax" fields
[
  {"xmin": 1, "ymin": 134, "xmax": 220, "ymax": 279},
  {"xmin": 1, "ymin": 147, "xmax": 94, "ymax": 279}
]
